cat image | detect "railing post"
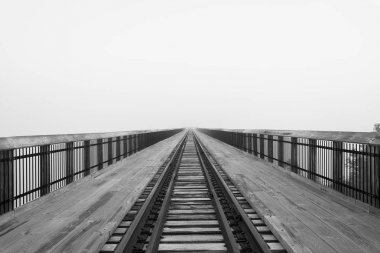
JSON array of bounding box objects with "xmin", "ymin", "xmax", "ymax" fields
[
  {"xmin": 128, "ymin": 135, "xmax": 132, "ymax": 155},
  {"xmin": 133, "ymin": 134, "xmax": 137, "ymax": 153},
  {"xmin": 291, "ymin": 137, "xmax": 298, "ymax": 173},
  {"xmin": 84, "ymin": 140, "xmax": 90, "ymax": 176},
  {"xmin": 138, "ymin": 134, "xmax": 141, "ymax": 151},
  {"xmin": 242, "ymin": 132, "xmax": 246, "ymax": 151},
  {"xmin": 66, "ymin": 142, "xmax": 74, "ymax": 184},
  {"xmin": 308, "ymin": 139, "xmax": 317, "ymax": 181},
  {"xmin": 128, "ymin": 135, "xmax": 132, "ymax": 154},
  {"xmin": 116, "ymin": 137, "xmax": 121, "ymax": 161},
  {"xmin": 40, "ymin": 145, "xmax": 50, "ymax": 196},
  {"xmin": 260, "ymin": 134, "xmax": 265, "ymax": 159},
  {"xmin": 248, "ymin": 133, "xmax": 252, "ymax": 154},
  {"xmin": 253, "ymin": 134, "xmax": 258, "ymax": 156},
  {"xmin": 0, "ymin": 149, "xmax": 14, "ymax": 214},
  {"xmin": 108, "ymin": 138, "xmax": 113, "ymax": 165},
  {"xmin": 97, "ymin": 139, "xmax": 103, "ymax": 170},
  {"xmin": 123, "ymin": 136, "xmax": 128, "ymax": 158},
  {"xmin": 333, "ymin": 141, "xmax": 343, "ymax": 191},
  {"xmin": 242, "ymin": 133, "xmax": 245, "ymax": 150},
  {"xmin": 243, "ymin": 133, "xmax": 247, "ymax": 152},
  {"xmin": 268, "ymin": 135, "xmax": 273, "ymax": 163},
  {"xmin": 278, "ymin": 136, "xmax": 284, "ymax": 167},
  {"xmin": 146, "ymin": 133, "xmax": 150, "ymax": 147},
  {"xmin": 375, "ymin": 145, "xmax": 380, "ymax": 208}
]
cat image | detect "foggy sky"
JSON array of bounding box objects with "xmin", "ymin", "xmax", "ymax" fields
[{"xmin": 1, "ymin": 0, "xmax": 379, "ymax": 137}]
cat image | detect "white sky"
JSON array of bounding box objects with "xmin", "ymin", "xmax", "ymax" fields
[{"xmin": 1, "ymin": 0, "xmax": 379, "ymax": 137}]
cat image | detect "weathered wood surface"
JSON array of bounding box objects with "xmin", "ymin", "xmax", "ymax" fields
[
  {"xmin": 158, "ymin": 242, "xmax": 227, "ymax": 251},
  {"xmin": 0, "ymin": 128, "xmax": 180, "ymax": 150},
  {"xmin": 213, "ymin": 128, "xmax": 380, "ymax": 145},
  {"xmin": 0, "ymin": 132, "xmax": 185, "ymax": 253},
  {"xmin": 196, "ymin": 130, "xmax": 380, "ymax": 253}
]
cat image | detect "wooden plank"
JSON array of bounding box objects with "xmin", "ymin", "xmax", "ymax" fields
[
  {"xmin": 220, "ymin": 129, "xmax": 380, "ymax": 145},
  {"xmin": 171, "ymin": 198, "xmax": 211, "ymax": 201},
  {"xmin": 160, "ymin": 234, "xmax": 224, "ymax": 242},
  {"xmin": 158, "ymin": 243, "xmax": 226, "ymax": 251},
  {"xmin": 268, "ymin": 242, "xmax": 285, "ymax": 251},
  {"xmin": 163, "ymin": 227, "xmax": 221, "ymax": 234},
  {"xmin": 168, "ymin": 209, "xmax": 215, "ymax": 214},
  {"xmin": 173, "ymin": 191, "xmax": 208, "ymax": 194},
  {"xmin": 165, "ymin": 220, "xmax": 219, "ymax": 227},
  {"xmin": 0, "ymin": 129, "xmax": 182, "ymax": 150},
  {"xmin": 170, "ymin": 204, "xmax": 214, "ymax": 209},
  {"xmin": 166, "ymin": 214, "xmax": 217, "ymax": 220}
]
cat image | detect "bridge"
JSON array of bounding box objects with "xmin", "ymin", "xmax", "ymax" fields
[{"xmin": 0, "ymin": 128, "xmax": 379, "ymax": 253}]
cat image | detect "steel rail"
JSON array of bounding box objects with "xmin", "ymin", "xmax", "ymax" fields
[
  {"xmin": 104, "ymin": 131, "xmax": 285, "ymax": 252},
  {"xmin": 144, "ymin": 139, "xmax": 185, "ymax": 253},
  {"xmin": 113, "ymin": 134, "xmax": 188, "ymax": 253},
  {"xmin": 194, "ymin": 133, "xmax": 274, "ymax": 253},
  {"xmin": 194, "ymin": 138, "xmax": 241, "ymax": 253}
]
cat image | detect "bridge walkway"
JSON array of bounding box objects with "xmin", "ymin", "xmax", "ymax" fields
[
  {"xmin": 1, "ymin": 130, "xmax": 380, "ymax": 252},
  {"xmin": 0, "ymin": 132, "xmax": 186, "ymax": 253},
  {"xmin": 196, "ymin": 130, "xmax": 380, "ymax": 253}
]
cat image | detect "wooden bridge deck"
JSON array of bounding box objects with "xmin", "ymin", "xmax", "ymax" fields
[
  {"xmin": 196, "ymin": 131, "xmax": 380, "ymax": 253},
  {"xmin": 1, "ymin": 130, "xmax": 380, "ymax": 253},
  {"xmin": 0, "ymin": 132, "xmax": 185, "ymax": 253}
]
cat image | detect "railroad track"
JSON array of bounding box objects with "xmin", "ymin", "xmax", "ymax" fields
[{"xmin": 100, "ymin": 131, "xmax": 286, "ymax": 253}]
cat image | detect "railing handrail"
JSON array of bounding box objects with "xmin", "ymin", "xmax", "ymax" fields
[
  {"xmin": 0, "ymin": 129, "xmax": 180, "ymax": 150},
  {"xmin": 211, "ymin": 128, "xmax": 380, "ymax": 145}
]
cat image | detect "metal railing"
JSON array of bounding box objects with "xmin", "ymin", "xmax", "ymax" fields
[
  {"xmin": 198, "ymin": 128, "xmax": 380, "ymax": 208},
  {"xmin": 0, "ymin": 129, "xmax": 183, "ymax": 215}
]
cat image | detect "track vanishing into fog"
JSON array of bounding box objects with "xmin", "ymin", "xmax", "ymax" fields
[{"xmin": 100, "ymin": 131, "xmax": 286, "ymax": 253}]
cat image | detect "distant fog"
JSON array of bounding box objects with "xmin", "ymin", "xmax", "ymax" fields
[{"xmin": 1, "ymin": 0, "xmax": 379, "ymax": 137}]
